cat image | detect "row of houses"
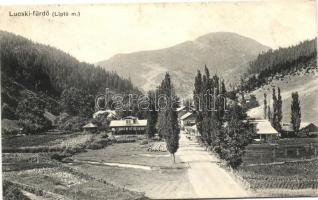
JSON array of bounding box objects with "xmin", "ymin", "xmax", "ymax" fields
[
  {"xmin": 176, "ymin": 106, "xmax": 318, "ymax": 142},
  {"xmin": 82, "ymin": 106, "xmax": 317, "ymax": 140}
]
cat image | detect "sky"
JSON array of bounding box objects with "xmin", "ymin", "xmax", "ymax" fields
[{"xmin": 0, "ymin": 0, "xmax": 316, "ymax": 63}]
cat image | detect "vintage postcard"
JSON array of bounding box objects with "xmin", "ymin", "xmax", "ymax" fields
[{"xmin": 1, "ymin": 0, "xmax": 317, "ymax": 199}]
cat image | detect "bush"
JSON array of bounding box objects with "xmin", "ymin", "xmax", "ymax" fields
[
  {"xmin": 86, "ymin": 139, "xmax": 110, "ymax": 150},
  {"xmin": 51, "ymin": 153, "xmax": 72, "ymax": 161}
]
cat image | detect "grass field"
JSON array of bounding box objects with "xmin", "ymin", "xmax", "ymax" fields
[
  {"xmin": 71, "ymin": 141, "xmax": 186, "ymax": 168},
  {"xmin": 69, "ymin": 141, "xmax": 190, "ymax": 198}
]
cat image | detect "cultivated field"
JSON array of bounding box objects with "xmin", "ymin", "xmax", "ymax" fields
[
  {"xmin": 238, "ymin": 137, "xmax": 318, "ymax": 197},
  {"xmin": 2, "ymin": 133, "xmax": 148, "ymax": 200}
]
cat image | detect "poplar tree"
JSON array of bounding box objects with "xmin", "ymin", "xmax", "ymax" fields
[
  {"xmin": 264, "ymin": 93, "xmax": 267, "ymax": 119},
  {"xmin": 267, "ymin": 105, "xmax": 272, "ymax": 123},
  {"xmin": 194, "ymin": 70, "xmax": 203, "ymax": 135},
  {"xmin": 276, "ymin": 87, "xmax": 283, "ymax": 131},
  {"xmin": 146, "ymin": 90, "xmax": 158, "ymax": 138},
  {"xmin": 272, "ymin": 87, "xmax": 278, "ymax": 129},
  {"xmin": 157, "ymin": 73, "xmax": 180, "ymax": 163},
  {"xmin": 291, "ymin": 92, "xmax": 301, "ymax": 135}
]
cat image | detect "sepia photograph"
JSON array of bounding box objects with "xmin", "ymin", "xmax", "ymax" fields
[{"xmin": 0, "ymin": 0, "xmax": 317, "ymax": 199}]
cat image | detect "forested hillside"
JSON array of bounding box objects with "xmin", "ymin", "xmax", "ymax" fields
[
  {"xmin": 1, "ymin": 31, "xmax": 138, "ymax": 96},
  {"xmin": 1, "ymin": 31, "xmax": 140, "ymax": 133},
  {"xmin": 240, "ymin": 38, "xmax": 317, "ymax": 91}
]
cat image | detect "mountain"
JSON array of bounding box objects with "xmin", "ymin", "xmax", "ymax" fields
[{"xmin": 97, "ymin": 32, "xmax": 270, "ymax": 98}]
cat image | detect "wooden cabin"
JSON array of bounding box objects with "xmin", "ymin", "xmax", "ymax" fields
[
  {"xmin": 180, "ymin": 112, "xmax": 196, "ymax": 127},
  {"xmin": 83, "ymin": 122, "xmax": 98, "ymax": 133},
  {"xmin": 252, "ymin": 120, "xmax": 278, "ymax": 142},
  {"xmin": 282, "ymin": 122, "xmax": 318, "ymax": 137}
]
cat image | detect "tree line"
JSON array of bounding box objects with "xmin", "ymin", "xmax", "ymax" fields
[
  {"xmin": 241, "ymin": 38, "xmax": 317, "ymax": 91},
  {"xmin": 193, "ymin": 66, "xmax": 255, "ymax": 169}
]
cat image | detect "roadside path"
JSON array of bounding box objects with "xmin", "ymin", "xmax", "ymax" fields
[{"xmin": 174, "ymin": 132, "xmax": 250, "ymax": 198}]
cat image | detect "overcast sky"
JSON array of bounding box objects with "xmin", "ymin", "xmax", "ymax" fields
[{"xmin": 0, "ymin": 0, "xmax": 316, "ymax": 63}]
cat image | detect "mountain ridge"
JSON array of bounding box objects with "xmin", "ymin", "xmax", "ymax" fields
[{"xmin": 97, "ymin": 32, "xmax": 270, "ymax": 97}]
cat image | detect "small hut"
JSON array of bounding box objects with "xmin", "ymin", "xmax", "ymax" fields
[{"xmin": 82, "ymin": 122, "xmax": 98, "ymax": 133}]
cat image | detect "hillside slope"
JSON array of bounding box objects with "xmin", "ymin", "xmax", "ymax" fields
[
  {"xmin": 97, "ymin": 32, "xmax": 270, "ymax": 97},
  {"xmin": 247, "ymin": 62, "xmax": 318, "ymax": 123},
  {"xmin": 243, "ymin": 38, "xmax": 317, "ymax": 123}
]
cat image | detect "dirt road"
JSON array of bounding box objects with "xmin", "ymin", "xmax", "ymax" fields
[{"xmin": 173, "ymin": 132, "xmax": 250, "ymax": 199}]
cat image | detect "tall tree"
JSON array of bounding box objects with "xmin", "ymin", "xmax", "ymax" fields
[
  {"xmin": 264, "ymin": 93, "xmax": 267, "ymax": 119},
  {"xmin": 276, "ymin": 87, "xmax": 283, "ymax": 131},
  {"xmin": 157, "ymin": 73, "xmax": 180, "ymax": 163},
  {"xmin": 272, "ymin": 87, "xmax": 279, "ymax": 129},
  {"xmin": 193, "ymin": 70, "xmax": 204, "ymax": 137},
  {"xmin": 146, "ymin": 90, "xmax": 158, "ymax": 138},
  {"xmin": 291, "ymin": 92, "xmax": 301, "ymax": 135},
  {"xmin": 267, "ymin": 105, "xmax": 272, "ymax": 123}
]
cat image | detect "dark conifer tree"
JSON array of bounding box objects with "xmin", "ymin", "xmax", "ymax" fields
[{"xmin": 146, "ymin": 90, "xmax": 158, "ymax": 138}]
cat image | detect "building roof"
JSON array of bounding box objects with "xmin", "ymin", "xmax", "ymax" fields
[
  {"xmin": 122, "ymin": 116, "xmax": 138, "ymax": 120},
  {"xmin": 282, "ymin": 122, "xmax": 317, "ymax": 132},
  {"xmin": 83, "ymin": 122, "xmax": 97, "ymax": 128},
  {"xmin": 253, "ymin": 120, "xmax": 278, "ymax": 135},
  {"xmin": 176, "ymin": 106, "xmax": 186, "ymax": 112},
  {"xmin": 43, "ymin": 111, "xmax": 57, "ymax": 122},
  {"xmin": 109, "ymin": 119, "xmax": 147, "ymax": 128},
  {"xmin": 180, "ymin": 112, "xmax": 193, "ymax": 120}
]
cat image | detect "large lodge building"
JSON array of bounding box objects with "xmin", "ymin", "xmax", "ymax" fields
[{"xmin": 109, "ymin": 116, "xmax": 147, "ymax": 135}]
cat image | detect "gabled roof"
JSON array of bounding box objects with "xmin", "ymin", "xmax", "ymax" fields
[
  {"xmin": 253, "ymin": 120, "xmax": 278, "ymax": 135},
  {"xmin": 180, "ymin": 112, "xmax": 194, "ymax": 120},
  {"xmin": 282, "ymin": 122, "xmax": 318, "ymax": 132},
  {"xmin": 83, "ymin": 122, "xmax": 97, "ymax": 128},
  {"xmin": 43, "ymin": 111, "xmax": 57, "ymax": 122},
  {"xmin": 109, "ymin": 119, "xmax": 147, "ymax": 127}
]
